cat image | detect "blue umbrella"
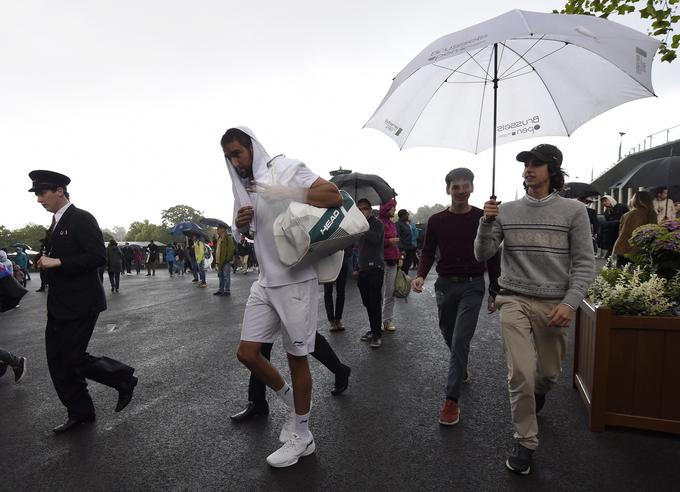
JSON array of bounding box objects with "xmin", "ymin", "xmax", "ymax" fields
[{"xmin": 168, "ymin": 222, "xmax": 203, "ymax": 236}]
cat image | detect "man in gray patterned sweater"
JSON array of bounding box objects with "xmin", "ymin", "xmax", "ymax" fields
[{"xmin": 474, "ymin": 144, "xmax": 595, "ymax": 476}]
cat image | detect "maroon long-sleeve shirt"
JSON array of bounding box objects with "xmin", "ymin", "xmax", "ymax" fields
[{"xmin": 417, "ymin": 206, "xmax": 501, "ymax": 295}]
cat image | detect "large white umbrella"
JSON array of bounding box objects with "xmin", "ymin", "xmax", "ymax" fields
[{"xmin": 365, "ymin": 9, "xmax": 660, "ymax": 195}]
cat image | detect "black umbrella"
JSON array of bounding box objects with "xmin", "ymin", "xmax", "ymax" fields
[
  {"xmin": 200, "ymin": 217, "xmax": 231, "ymax": 230},
  {"xmin": 330, "ymin": 172, "xmax": 396, "ymax": 205},
  {"xmin": 559, "ymin": 182, "xmax": 600, "ymax": 199},
  {"xmin": 618, "ymin": 156, "xmax": 680, "ymax": 189}
]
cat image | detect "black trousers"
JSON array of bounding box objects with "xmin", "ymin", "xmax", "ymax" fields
[
  {"xmin": 358, "ymin": 267, "xmax": 384, "ymax": 338},
  {"xmin": 401, "ymin": 249, "xmax": 417, "ymax": 274},
  {"xmin": 248, "ymin": 332, "xmax": 344, "ymax": 404},
  {"xmin": 108, "ymin": 271, "xmax": 120, "ymax": 290},
  {"xmin": 46, "ymin": 314, "xmax": 134, "ymax": 419},
  {"xmin": 39, "ymin": 269, "xmax": 48, "ymax": 290},
  {"xmin": 323, "ymin": 262, "xmax": 348, "ymax": 321}
]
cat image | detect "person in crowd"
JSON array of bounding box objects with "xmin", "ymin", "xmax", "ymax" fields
[
  {"xmin": 193, "ymin": 234, "xmax": 207, "ymax": 288},
  {"xmin": 474, "ymin": 144, "xmax": 595, "ymax": 475},
  {"xmin": 356, "ymin": 198, "xmax": 385, "ymax": 348},
  {"xmin": 412, "ymin": 167, "xmax": 501, "ymax": 426},
  {"xmin": 0, "ymin": 262, "xmax": 27, "ymax": 381},
  {"xmin": 324, "ymin": 247, "xmax": 351, "ymax": 332},
  {"xmin": 28, "ymin": 170, "xmax": 138, "ymax": 433},
  {"xmin": 14, "ymin": 247, "xmax": 31, "ymax": 282},
  {"xmin": 105, "ymin": 239, "xmax": 123, "ymax": 292},
  {"xmin": 222, "ymin": 126, "xmax": 344, "ymax": 468},
  {"xmin": 166, "ymin": 244, "xmax": 176, "ymax": 277},
  {"xmin": 396, "ymin": 209, "xmax": 417, "ymax": 275},
  {"xmin": 652, "ymin": 186, "xmax": 674, "ymax": 223},
  {"xmin": 0, "ymin": 250, "xmax": 12, "ymax": 273},
  {"xmin": 122, "ymin": 242, "xmax": 133, "ymax": 275},
  {"xmin": 145, "ymin": 240, "xmax": 158, "ymax": 276},
  {"xmin": 213, "ymin": 225, "xmax": 235, "ymax": 295},
  {"xmin": 409, "ymin": 220, "xmax": 420, "ymax": 271},
  {"xmin": 175, "ymin": 244, "xmax": 185, "ymax": 276},
  {"xmin": 35, "ymin": 239, "xmax": 48, "ymax": 292},
  {"xmin": 675, "ymin": 201, "xmax": 680, "ymax": 219},
  {"xmin": 187, "ymin": 237, "xmax": 198, "ymax": 281},
  {"xmin": 132, "ymin": 246, "xmax": 144, "ymax": 275},
  {"xmin": 238, "ymin": 236, "xmax": 252, "ymax": 273},
  {"xmin": 613, "ymin": 190, "xmax": 658, "ymax": 267},
  {"xmin": 599, "ymin": 195, "xmax": 628, "ymax": 258},
  {"xmin": 577, "ymin": 195, "xmax": 599, "ymax": 254},
  {"xmin": 379, "ymin": 198, "xmax": 400, "ymax": 332},
  {"xmin": 13, "ymin": 264, "xmax": 25, "ymax": 287}
]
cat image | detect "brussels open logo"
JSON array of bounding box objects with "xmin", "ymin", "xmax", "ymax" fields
[{"xmin": 496, "ymin": 115, "xmax": 541, "ymax": 139}]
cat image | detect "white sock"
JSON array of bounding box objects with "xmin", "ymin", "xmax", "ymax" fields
[
  {"xmin": 294, "ymin": 411, "xmax": 311, "ymax": 439},
  {"xmin": 275, "ymin": 382, "xmax": 294, "ymax": 410}
]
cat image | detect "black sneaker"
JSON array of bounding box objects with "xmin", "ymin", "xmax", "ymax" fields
[
  {"xmin": 506, "ymin": 442, "xmax": 534, "ymax": 475},
  {"xmin": 0, "ymin": 363, "xmax": 7, "ymax": 378},
  {"xmin": 535, "ymin": 393, "xmax": 546, "ymax": 414},
  {"xmin": 360, "ymin": 331, "xmax": 372, "ymax": 341},
  {"xmin": 13, "ymin": 357, "xmax": 26, "ymax": 383}
]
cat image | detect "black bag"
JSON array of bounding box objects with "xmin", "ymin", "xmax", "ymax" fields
[{"xmin": 0, "ymin": 275, "xmax": 29, "ymax": 312}]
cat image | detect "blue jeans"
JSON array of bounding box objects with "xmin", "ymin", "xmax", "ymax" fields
[
  {"xmin": 188, "ymin": 257, "xmax": 198, "ymax": 280},
  {"xmin": 434, "ymin": 276, "xmax": 485, "ymax": 401},
  {"xmin": 218, "ymin": 262, "xmax": 232, "ymax": 293},
  {"xmin": 197, "ymin": 260, "xmax": 206, "ymax": 283}
]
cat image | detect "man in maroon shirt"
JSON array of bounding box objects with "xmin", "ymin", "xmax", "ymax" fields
[{"xmin": 412, "ymin": 168, "xmax": 501, "ymax": 426}]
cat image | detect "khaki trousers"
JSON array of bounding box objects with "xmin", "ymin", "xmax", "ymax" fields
[{"xmin": 496, "ymin": 294, "xmax": 568, "ymax": 450}]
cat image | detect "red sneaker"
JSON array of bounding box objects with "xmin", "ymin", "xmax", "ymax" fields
[{"xmin": 438, "ymin": 399, "xmax": 460, "ymax": 426}]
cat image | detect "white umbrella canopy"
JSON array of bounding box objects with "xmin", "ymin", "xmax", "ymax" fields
[{"xmin": 366, "ymin": 9, "xmax": 660, "ymax": 192}]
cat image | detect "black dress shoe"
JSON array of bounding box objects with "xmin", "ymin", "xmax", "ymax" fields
[
  {"xmin": 53, "ymin": 415, "xmax": 96, "ymax": 434},
  {"xmin": 230, "ymin": 401, "xmax": 269, "ymax": 422},
  {"xmin": 115, "ymin": 376, "xmax": 138, "ymax": 412},
  {"xmin": 331, "ymin": 365, "xmax": 351, "ymax": 396}
]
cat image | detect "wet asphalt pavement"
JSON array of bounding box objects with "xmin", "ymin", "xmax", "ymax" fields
[{"xmin": 1, "ymin": 269, "xmax": 678, "ymax": 491}]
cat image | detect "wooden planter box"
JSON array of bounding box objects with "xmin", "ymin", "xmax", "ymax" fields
[{"xmin": 573, "ymin": 299, "xmax": 680, "ymax": 434}]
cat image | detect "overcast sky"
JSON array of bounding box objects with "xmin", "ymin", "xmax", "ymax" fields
[{"xmin": 2, "ymin": 0, "xmax": 679, "ymax": 231}]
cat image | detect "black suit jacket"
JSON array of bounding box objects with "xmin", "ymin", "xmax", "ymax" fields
[{"xmin": 45, "ymin": 205, "xmax": 107, "ymax": 320}]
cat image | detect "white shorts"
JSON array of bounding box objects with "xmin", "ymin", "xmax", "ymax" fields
[{"xmin": 241, "ymin": 279, "xmax": 318, "ymax": 356}]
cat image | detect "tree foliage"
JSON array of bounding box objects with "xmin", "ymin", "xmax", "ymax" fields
[
  {"xmin": 160, "ymin": 205, "xmax": 204, "ymax": 228},
  {"xmin": 558, "ymin": 0, "xmax": 680, "ymax": 62},
  {"xmin": 125, "ymin": 220, "xmax": 173, "ymax": 244},
  {"xmin": 0, "ymin": 223, "xmax": 48, "ymax": 251},
  {"xmin": 411, "ymin": 204, "xmax": 447, "ymax": 225}
]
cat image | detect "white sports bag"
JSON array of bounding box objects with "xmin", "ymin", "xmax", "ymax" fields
[{"xmin": 273, "ymin": 190, "xmax": 369, "ymax": 283}]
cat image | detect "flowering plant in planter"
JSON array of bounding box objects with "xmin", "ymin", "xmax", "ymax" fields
[
  {"xmin": 629, "ymin": 220, "xmax": 680, "ymax": 278},
  {"xmin": 589, "ymin": 264, "xmax": 680, "ymax": 316},
  {"xmin": 589, "ymin": 220, "xmax": 680, "ymax": 316}
]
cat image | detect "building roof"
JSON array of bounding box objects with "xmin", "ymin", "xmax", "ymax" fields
[{"xmin": 591, "ymin": 139, "xmax": 680, "ymax": 192}]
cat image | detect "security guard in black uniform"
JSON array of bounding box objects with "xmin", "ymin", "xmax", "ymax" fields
[{"xmin": 28, "ymin": 170, "xmax": 138, "ymax": 433}]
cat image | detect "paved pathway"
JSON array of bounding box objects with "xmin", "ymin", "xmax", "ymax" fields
[{"xmin": 1, "ymin": 269, "xmax": 678, "ymax": 491}]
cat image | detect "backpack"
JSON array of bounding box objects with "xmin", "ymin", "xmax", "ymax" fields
[{"xmin": 393, "ymin": 268, "xmax": 412, "ymax": 299}]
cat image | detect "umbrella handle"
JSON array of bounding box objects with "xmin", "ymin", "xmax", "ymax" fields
[{"xmin": 485, "ymin": 195, "xmax": 497, "ymax": 222}]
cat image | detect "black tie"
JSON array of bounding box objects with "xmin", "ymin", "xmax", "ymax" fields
[{"xmin": 48, "ymin": 215, "xmax": 56, "ymax": 235}]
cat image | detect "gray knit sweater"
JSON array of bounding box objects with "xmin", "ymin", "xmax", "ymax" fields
[{"xmin": 474, "ymin": 195, "xmax": 595, "ymax": 308}]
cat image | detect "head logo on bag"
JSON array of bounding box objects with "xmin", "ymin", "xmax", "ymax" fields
[
  {"xmin": 273, "ymin": 190, "xmax": 369, "ymax": 282},
  {"xmin": 309, "ymin": 192, "xmax": 355, "ymax": 244}
]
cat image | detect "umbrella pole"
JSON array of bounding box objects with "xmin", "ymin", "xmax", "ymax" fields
[{"xmin": 491, "ymin": 42, "xmax": 498, "ymax": 199}]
